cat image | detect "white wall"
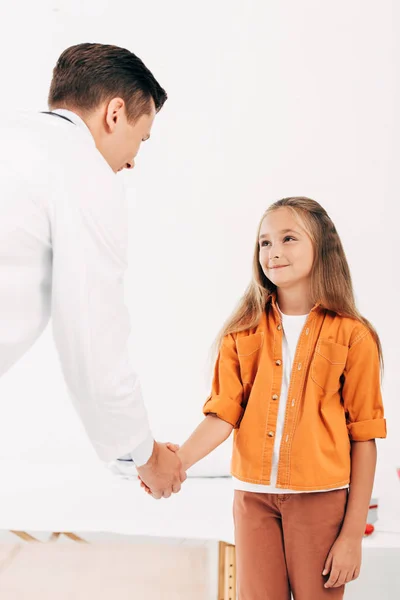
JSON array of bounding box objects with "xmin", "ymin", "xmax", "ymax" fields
[{"xmin": 0, "ymin": 0, "xmax": 398, "ymax": 513}]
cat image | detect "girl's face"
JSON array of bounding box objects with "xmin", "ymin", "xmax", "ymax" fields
[{"xmin": 258, "ymin": 208, "xmax": 314, "ymax": 290}]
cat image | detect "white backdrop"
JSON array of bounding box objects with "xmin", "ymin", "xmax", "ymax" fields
[{"xmin": 0, "ymin": 0, "xmax": 398, "ymax": 519}]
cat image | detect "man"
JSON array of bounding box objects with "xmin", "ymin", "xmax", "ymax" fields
[{"xmin": 0, "ymin": 43, "xmax": 185, "ymax": 499}]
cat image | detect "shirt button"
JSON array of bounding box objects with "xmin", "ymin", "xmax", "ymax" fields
[
  {"xmin": 275, "ymin": 359, "xmax": 282, "ymax": 366},
  {"xmin": 297, "ymin": 362, "xmax": 302, "ymax": 370},
  {"xmin": 291, "ymin": 399, "xmax": 295, "ymax": 407},
  {"xmin": 268, "ymin": 431, "xmax": 275, "ymax": 437},
  {"xmin": 272, "ymin": 394, "xmax": 279, "ymax": 401},
  {"xmin": 305, "ymin": 328, "xmax": 310, "ymax": 335},
  {"xmin": 277, "ymin": 324, "xmax": 282, "ymax": 331}
]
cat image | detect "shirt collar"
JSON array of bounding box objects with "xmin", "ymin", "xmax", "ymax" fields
[{"xmin": 51, "ymin": 108, "xmax": 95, "ymax": 145}]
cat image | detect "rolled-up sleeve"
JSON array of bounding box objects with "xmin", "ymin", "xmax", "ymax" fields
[
  {"xmin": 342, "ymin": 327, "xmax": 387, "ymax": 441},
  {"xmin": 49, "ymin": 152, "xmax": 152, "ymax": 462},
  {"xmin": 203, "ymin": 333, "xmax": 244, "ymax": 427}
]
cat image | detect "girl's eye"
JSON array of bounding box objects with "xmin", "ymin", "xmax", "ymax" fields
[{"xmin": 260, "ymin": 237, "xmax": 296, "ymax": 248}]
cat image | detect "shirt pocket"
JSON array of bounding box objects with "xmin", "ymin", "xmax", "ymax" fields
[
  {"xmin": 236, "ymin": 332, "xmax": 263, "ymax": 385},
  {"xmin": 311, "ymin": 339, "xmax": 348, "ymax": 392}
]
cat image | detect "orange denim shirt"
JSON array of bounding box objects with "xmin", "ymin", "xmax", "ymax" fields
[{"xmin": 203, "ymin": 294, "xmax": 386, "ymax": 491}]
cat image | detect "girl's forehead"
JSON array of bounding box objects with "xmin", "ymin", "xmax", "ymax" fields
[{"xmin": 260, "ymin": 208, "xmax": 305, "ymax": 233}]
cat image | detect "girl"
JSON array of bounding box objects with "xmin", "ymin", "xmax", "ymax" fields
[{"xmin": 142, "ymin": 197, "xmax": 387, "ymax": 599}]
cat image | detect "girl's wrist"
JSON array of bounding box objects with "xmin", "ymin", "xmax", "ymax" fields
[
  {"xmin": 339, "ymin": 522, "xmax": 365, "ymax": 542},
  {"xmin": 177, "ymin": 448, "xmax": 190, "ymax": 471}
]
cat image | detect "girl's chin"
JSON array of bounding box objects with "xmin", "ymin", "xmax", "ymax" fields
[{"xmin": 272, "ymin": 278, "xmax": 298, "ymax": 289}]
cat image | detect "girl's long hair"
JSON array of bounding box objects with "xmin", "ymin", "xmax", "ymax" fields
[{"xmin": 214, "ymin": 197, "xmax": 383, "ymax": 369}]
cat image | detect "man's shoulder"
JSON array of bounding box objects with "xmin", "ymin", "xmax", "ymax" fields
[
  {"xmin": 1, "ymin": 111, "xmax": 76, "ymax": 162},
  {"xmin": 3, "ymin": 110, "xmax": 91, "ymax": 149},
  {"xmin": 0, "ymin": 111, "xmax": 122, "ymax": 200},
  {"xmin": 1, "ymin": 110, "xmax": 107, "ymax": 175}
]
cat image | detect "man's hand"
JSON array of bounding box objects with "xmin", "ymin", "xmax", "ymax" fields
[
  {"xmin": 323, "ymin": 534, "xmax": 362, "ymax": 588},
  {"xmin": 138, "ymin": 443, "xmax": 179, "ymax": 497},
  {"xmin": 136, "ymin": 441, "xmax": 186, "ymax": 500}
]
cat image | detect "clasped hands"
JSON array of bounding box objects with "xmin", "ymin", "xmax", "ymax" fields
[{"xmin": 136, "ymin": 441, "xmax": 185, "ymax": 500}]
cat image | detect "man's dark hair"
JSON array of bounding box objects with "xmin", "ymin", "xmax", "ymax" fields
[{"xmin": 48, "ymin": 43, "xmax": 167, "ymax": 121}]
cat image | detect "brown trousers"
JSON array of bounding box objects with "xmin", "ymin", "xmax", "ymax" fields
[{"xmin": 233, "ymin": 489, "xmax": 348, "ymax": 600}]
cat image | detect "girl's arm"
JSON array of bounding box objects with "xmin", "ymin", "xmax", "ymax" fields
[
  {"xmin": 340, "ymin": 439, "xmax": 377, "ymax": 538},
  {"xmin": 177, "ymin": 414, "xmax": 233, "ymax": 471},
  {"xmin": 139, "ymin": 415, "xmax": 233, "ymax": 495},
  {"xmin": 323, "ymin": 439, "xmax": 377, "ymax": 588}
]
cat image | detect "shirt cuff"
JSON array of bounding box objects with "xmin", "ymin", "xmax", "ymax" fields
[
  {"xmin": 203, "ymin": 395, "xmax": 244, "ymax": 428},
  {"xmin": 127, "ymin": 434, "xmax": 155, "ymax": 467},
  {"xmin": 347, "ymin": 418, "xmax": 387, "ymax": 441}
]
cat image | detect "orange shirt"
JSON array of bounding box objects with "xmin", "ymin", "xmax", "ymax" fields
[{"xmin": 203, "ymin": 293, "xmax": 386, "ymax": 491}]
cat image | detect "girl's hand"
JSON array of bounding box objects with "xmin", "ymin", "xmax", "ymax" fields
[
  {"xmin": 166, "ymin": 443, "xmax": 180, "ymax": 453},
  {"xmin": 323, "ymin": 535, "xmax": 362, "ymax": 588},
  {"xmin": 137, "ymin": 443, "xmax": 180, "ymax": 497},
  {"xmin": 138, "ymin": 477, "xmax": 152, "ymax": 494}
]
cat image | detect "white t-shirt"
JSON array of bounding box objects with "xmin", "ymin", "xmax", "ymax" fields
[{"xmin": 233, "ymin": 306, "xmax": 349, "ymax": 494}]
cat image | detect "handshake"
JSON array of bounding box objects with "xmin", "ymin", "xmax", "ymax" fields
[
  {"xmin": 136, "ymin": 441, "xmax": 187, "ymax": 500},
  {"xmin": 131, "ymin": 415, "xmax": 232, "ymax": 498}
]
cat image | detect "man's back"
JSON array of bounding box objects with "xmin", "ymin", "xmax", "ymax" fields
[
  {"xmin": 0, "ymin": 111, "xmax": 114, "ymax": 370},
  {"xmin": 0, "ymin": 110, "xmax": 149, "ymax": 462},
  {"xmin": 0, "ymin": 112, "xmax": 70, "ymax": 376}
]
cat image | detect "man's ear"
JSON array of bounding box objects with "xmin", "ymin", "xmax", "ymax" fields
[{"xmin": 104, "ymin": 98, "xmax": 126, "ymax": 132}]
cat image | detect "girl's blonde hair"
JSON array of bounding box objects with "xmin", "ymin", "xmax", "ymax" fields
[{"xmin": 214, "ymin": 197, "xmax": 383, "ymax": 368}]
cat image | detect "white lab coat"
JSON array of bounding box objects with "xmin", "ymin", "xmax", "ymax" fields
[{"xmin": 0, "ymin": 109, "xmax": 153, "ymax": 464}]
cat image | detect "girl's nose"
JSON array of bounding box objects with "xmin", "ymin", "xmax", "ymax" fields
[{"xmin": 269, "ymin": 244, "xmax": 281, "ymax": 259}]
